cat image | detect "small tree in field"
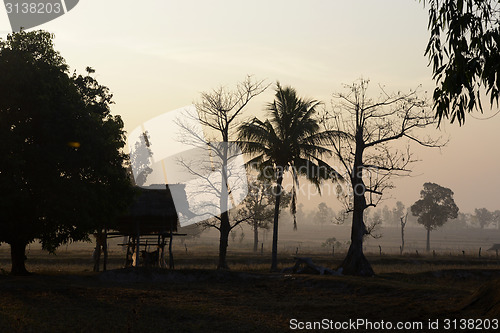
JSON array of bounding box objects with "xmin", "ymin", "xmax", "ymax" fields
[
  {"xmin": 325, "ymin": 79, "xmax": 443, "ymax": 276},
  {"xmin": 411, "ymin": 182, "xmax": 459, "ymax": 251},
  {"xmin": 235, "ymin": 179, "xmax": 291, "ymax": 252}
]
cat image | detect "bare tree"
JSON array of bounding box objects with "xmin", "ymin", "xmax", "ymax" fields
[
  {"xmin": 400, "ymin": 213, "xmax": 408, "ymax": 255},
  {"xmin": 325, "ymin": 79, "xmax": 443, "ymax": 276},
  {"xmin": 176, "ymin": 76, "xmax": 268, "ymax": 269}
]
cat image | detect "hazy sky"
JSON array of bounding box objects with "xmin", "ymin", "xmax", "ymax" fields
[{"xmin": 1, "ymin": 0, "xmax": 499, "ymax": 213}]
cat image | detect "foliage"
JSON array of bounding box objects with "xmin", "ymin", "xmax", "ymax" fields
[
  {"xmin": 422, "ymin": 0, "xmax": 500, "ymax": 124},
  {"xmin": 0, "ymin": 30, "xmax": 133, "ymax": 273},
  {"xmin": 474, "ymin": 208, "xmax": 493, "ymax": 229},
  {"xmin": 411, "ymin": 182, "xmax": 459, "ymax": 231},
  {"xmin": 315, "ymin": 202, "xmax": 336, "ymax": 224},
  {"xmin": 236, "ymin": 180, "xmax": 291, "ymax": 230},
  {"xmin": 373, "ymin": 201, "xmax": 406, "ymax": 226}
]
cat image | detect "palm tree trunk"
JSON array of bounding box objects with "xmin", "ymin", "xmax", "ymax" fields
[{"xmin": 270, "ymin": 169, "xmax": 284, "ymax": 272}]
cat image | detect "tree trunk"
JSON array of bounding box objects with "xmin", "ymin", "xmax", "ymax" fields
[
  {"xmin": 253, "ymin": 221, "xmax": 259, "ymax": 252},
  {"xmin": 339, "ymin": 128, "xmax": 374, "ymax": 276},
  {"xmin": 217, "ymin": 141, "xmax": 231, "ymax": 270},
  {"xmin": 218, "ymin": 211, "xmax": 230, "ymax": 270},
  {"xmin": 93, "ymin": 244, "xmax": 101, "ymax": 272},
  {"xmin": 10, "ymin": 241, "xmax": 29, "ymax": 275},
  {"xmin": 340, "ymin": 205, "xmax": 374, "ymax": 276},
  {"xmin": 426, "ymin": 228, "xmax": 431, "ymax": 252},
  {"xmin": 270, "ymin": 170, "xmax": 284, "ymax": 272}
]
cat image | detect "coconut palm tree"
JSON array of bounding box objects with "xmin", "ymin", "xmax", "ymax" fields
[{"xmin": 238, "ymin": 83, "xmax": 341, "ymax": 271}]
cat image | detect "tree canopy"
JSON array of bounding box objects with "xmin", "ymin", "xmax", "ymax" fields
[
  {"xmin": 411, "ymin": 182, "xmax": 459, "ymax": 230},
  {"xmin": 422, "ymin": 0, "xmax": 500, "ymax": 125},
  {"xmin": 0, "ymin": 30, "xmax": 133, "ymax": 274},
  {"xmin": 411, "ymin": 182, "xmax": 459, "ymax": 251}
]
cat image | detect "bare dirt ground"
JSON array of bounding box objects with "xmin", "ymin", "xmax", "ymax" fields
[{"xmin": 0, "ymin": 249, "xmax": 500, "ymax": 332}]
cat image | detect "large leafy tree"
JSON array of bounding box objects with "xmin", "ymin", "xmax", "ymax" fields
[
  {"xmin": 422, "ymin": 0, "xmax": 500, "ymax": 125},
  {"xmin": 411, "ymin": 182, "xmax": 459, "ymax": 251},
  {"xmin": 0, "ymin": 30, "xmax": 133, "ymax": 275},
  {"xmin": 238, "ymin": 83, "xmax": 340, "ymax": 271}
]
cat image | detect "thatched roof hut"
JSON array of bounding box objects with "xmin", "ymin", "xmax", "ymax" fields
[{"xmin": 116, "ymin": 184, "xmax": 188, "ymax": 235}]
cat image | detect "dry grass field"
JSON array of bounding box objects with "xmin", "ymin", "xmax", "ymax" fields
[{"xmin": 1, "ymin": 243, "xmax": 500, "ymax": 332}]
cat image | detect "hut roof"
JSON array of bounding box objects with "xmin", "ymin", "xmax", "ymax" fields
[
  {"xmin": 117, "ymin": 184, "xmax": 187, "ymax": 235},
  {"xmin": 487, "ymin": 244, "xmax": 500, "ymax": 251}
]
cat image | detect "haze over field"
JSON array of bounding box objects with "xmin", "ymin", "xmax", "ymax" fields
[{"xmin": 1, "ymin": 0, "xmax": 499, "ymax": 214}]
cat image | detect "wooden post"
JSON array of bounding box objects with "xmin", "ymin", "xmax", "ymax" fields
[
  {"xmin": 160, "ymin": 234, "xmax": 166, "ymax": 268},
  {"xmin": 157, "ymin": 234, "xmax": 162, "ymax": 267},
  {"xmin": 135, "ymin": 221, "xmax": 141, "ymax": 267},
  {"xmin": 261, "ymin": 243, "xmax": 263, "ymax": 255},
  {"xmin": 379, "ymin": 245, "xmax": 382, "ymax": 256},
  {"xmin": 169, "ymin": 225, "xmax": 174, "ymax": 269},
  {"xmin": 479, "ymin": 247, "xmax": 481, "ymax": 258}
]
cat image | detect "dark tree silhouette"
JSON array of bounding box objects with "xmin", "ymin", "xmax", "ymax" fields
[
  {"xmin": 176, "ymin": 76, "xmax": 268, "ymax": 270},
  {"xmin": 0, "ymin": 30, "xmax": 133, "ymax": 275},
  {"xmin": 400, "ymin": 213, "xmax": 408, "ymax": 255},
  {"xmin": 325, "ymin": 79, "xmax": 442, "ymax": 276},
  {"xmin": 422, "ymin": 0, "xmax": 500, "ymax": 125},
  {"xmin": 411, "ymin": 182, "xmax": 459, "ymax": 251},
  {"xmin": 239, "ymin": 83, "xmax": 340, "ymax": 271}
]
